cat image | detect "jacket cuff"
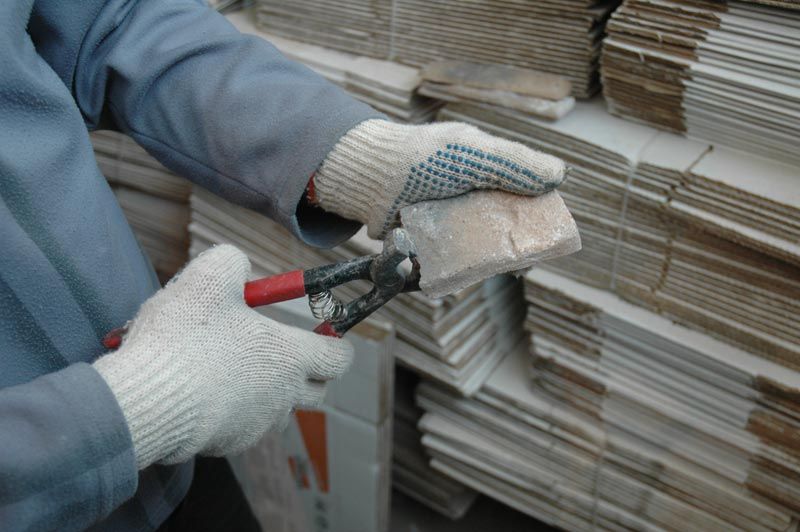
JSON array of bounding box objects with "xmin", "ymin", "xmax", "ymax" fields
[
  {"xmin": 279, "ymin": 108, "xmax": 386, "ymax": 249},
  {"xmin": 45, "ymin": 363, "xmax": 139, "ymax": 518}
]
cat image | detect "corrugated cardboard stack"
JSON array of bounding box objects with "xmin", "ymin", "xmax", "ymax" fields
[
  {"xmin": 746, "ymin": 0, "xmax": 800, "ymax": 7},
  {"xmin": 188, "ymin": 187, "xmax": 525, "ymax": 396},
  {"xmin": 438, "ymin": 98, "xmax": 800, "ymax": 371},
  {"xmin": 633, "ymin": 134, "xmax": 800, "ymax": 266},
  {"xmin": 409, "ymin": 27, "xmax": 800, "ymax": 526},
  {"xmin": 253, "ymin": 0, "xmax": 620, "ymax": 97},
  {"xmin": 392, "ymin": 366, "xmax": 477, "ymax": 519},
  {"xmin": 254, "ymin": 0, "xmax": 394, "ymax": 58},
  {"xmin": 390, "ymin": 0, "xmax": 618, "ymax": 98},
  {"xmin": 229, "ymin": 11, "xmax": 441, "ymax": 123},
  {"xmin": 524, "ymin": 269, "xmax": 800, "ymax": 529},
  {"xmin": 602, "ymin": 0, "xmax": 800, "ymax": 165},
  {"xmin": 415, "ymin": 269, "xmax": 800, "ymax": 531},
  {"xmin": 91, "ymin": 130, "xmax": 191, "ymax": 279}
]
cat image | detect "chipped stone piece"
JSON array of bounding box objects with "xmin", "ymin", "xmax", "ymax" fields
[
  {"xmin": 401, "ymin": 190, "xmax": 581, "ymax": 298},
  {"xmin": 421, "ymin": 60, "xmax": 573, "ymax": 100}
]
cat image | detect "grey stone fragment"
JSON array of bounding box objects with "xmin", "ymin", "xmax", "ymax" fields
[
  {"xmin": 421, "ymin": 60, "xmax": 573, "ymax": 100},
  {"xmin": 401, "ymin": 190, "xmax": 581, "ymax": 298},
  {"xmin": 418, "ymin": 81, "xmax": 575, "ymax": 120}
]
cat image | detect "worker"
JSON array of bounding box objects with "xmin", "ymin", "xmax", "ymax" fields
[{"xmin": 0, "ymin": 1, "xmax": 566, "ymax": 530}]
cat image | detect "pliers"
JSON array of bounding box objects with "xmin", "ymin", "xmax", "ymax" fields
[
  {"xmin": 103, "ymin": 228, "xmax": 420, "ymax": 348},
  {"xmin": 242, "ymin": 228, "xmax": 420, "ymax": 337}
]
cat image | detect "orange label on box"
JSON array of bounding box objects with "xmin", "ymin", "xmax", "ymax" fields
[{"xmin": 295, "ymin": 409, "xmax": 329, "ymax": 493}]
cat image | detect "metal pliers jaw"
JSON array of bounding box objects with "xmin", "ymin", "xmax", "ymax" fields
[{"xmin": 243, "ymin": 228, "xmax": 420, "ymax": 337}]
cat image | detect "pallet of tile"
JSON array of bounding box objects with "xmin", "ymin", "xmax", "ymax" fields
[
  {"xmin": 253, "ymin": 0, "xmax": 620, "ymax": 98},
  {"xmin": 602, "ymin": 0, "xmax": 800, "ymax": 165},
  {"xmin": 437, "ymin": 98, "xmax": 800, "ymax": 370},
  {"xmin": 188, "ymin": 186, "xmax": 524, "ymax": 395}
]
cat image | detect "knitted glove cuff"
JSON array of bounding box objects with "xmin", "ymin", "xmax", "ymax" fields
[
  {"xmin": 94, "ymin": 349, "xmax": 197, "ymax": 469},
  {"xmin": 314, "ymin": 119, "xmax": 410, "ymax": 234}
]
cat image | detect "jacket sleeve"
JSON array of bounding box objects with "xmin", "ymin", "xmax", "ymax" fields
[
  {"xmin": 29, "ymin": 0, "xmax": 383, "ymax": 247},
  {"xmin": 0, "ymin": 363, "xmax": 137, "ymax": 531}
]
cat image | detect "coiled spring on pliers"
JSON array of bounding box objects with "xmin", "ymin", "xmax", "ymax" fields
[{"xmin": 308, "ymin": 291, "xmax": 348, "ymax": 322}]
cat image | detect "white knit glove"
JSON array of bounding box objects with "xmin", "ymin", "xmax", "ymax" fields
[
  {"xmin": 93, "ymin": 245, "xmax": 353, "ymax": 470},
  {"xmin": 314, "ymin": 119, "xmax": 567, "ymax": 239}
]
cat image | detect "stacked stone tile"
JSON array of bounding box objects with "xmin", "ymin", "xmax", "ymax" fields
[{"xmin": 392, "ymin": 366, "xmax": 477, "ymax": 519}]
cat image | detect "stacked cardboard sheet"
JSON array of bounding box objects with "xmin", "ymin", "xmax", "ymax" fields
[
  {"xmin": 91, "ymin": 131, "xmax": 191, "ymax": 279},
  {"xmin": 438, "ymin": 99, "xmax": 800, "ymax": 370},
  {"xmin": 228, "ymin": 11, "xmax": 440, "ymax": 123},
  {"xmin": 519, "ymin": 268, "xmax": 800, "ymax": 530},
  {"xmin": 416, "ymin": 350, "xmax": 665, "ymax": 531},
  {"xmin": 415, "ymin": 284, "xmax": 800, "ymax": 530},
  {"xmin": 188, "ymin": 187, "xmax": 524, "ymax": 395},
  {"xmin": 634, "ymin": 134, "xmax": 800, "ymax": 266},
  {"xmin": 745, "ymin": 0, "xmax": 800, "ymax": 8},
  {"xmin": 602, "ymin": 0, "xmax": 800, "ymax": 165},
  {"xmin": 392, "ymin": 366, "xmax": 477, "ymax": 519},
  {"xmin": 253, "ymin": 0, "xmax": 620, "ymax": 98},
  {"xmin": 390, "ymin": 0, "xmax": 618, "ymax": 98},
  {"xmin": 254, "ymin": 0, "xmax": 393, "ymax": 59}
]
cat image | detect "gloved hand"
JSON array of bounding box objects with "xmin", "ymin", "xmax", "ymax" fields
[
  {"xmin": 93, "ymin": 245, "xmax": 353, "ymax": 470},
  {"xmin": 313, "ymin": 119, "xmax": 567, "ymax": 239}
]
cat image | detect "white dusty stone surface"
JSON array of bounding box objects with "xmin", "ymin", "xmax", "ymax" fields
[{"xmin": 401, "ymin": 190, "xmax": 581, "ymax": 298}]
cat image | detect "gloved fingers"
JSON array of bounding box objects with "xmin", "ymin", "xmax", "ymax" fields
[
  {"xmin": 266, "ymin": 319, "xmax": 355, "ymax": 381},
  {"xmin": 372, "ymin": 125, "xmax": 567, "ymax": 239},
  {"xmin": 297, "ymin": 380, "xmax": 328, "ymax": 408},
  {"xmin": 305, "ymin": 335, "xmax": 355, "ymax": 381},
  {"xmin": 166, "ymin": 244, "xmax": 251, "ymax": 301},
  {"xmin": 446, "ymin": 123, "xmax": 567, "ymax": 195},
  {"xmin": 118, "ymin": 244, "xmax": 251, "ymax": 345}
]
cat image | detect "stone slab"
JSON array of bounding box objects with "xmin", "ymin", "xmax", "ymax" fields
[{"xmin": 401, "ymin": 190, "xmax": 581, "ymax": 298}]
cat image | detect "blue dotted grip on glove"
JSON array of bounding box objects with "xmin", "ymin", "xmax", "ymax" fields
[{"xmin": 385, "ymin": 143, "xmax": 558, "ymax": 234}]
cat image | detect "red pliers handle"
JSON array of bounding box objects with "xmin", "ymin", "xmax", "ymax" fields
[
  {"xmin": 243, "ymin": 270, "xmax": 340, "ymax": 336},
  {"xmin": 103, "ymin": 229, "xmax": 420, "ymax": 350}
]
